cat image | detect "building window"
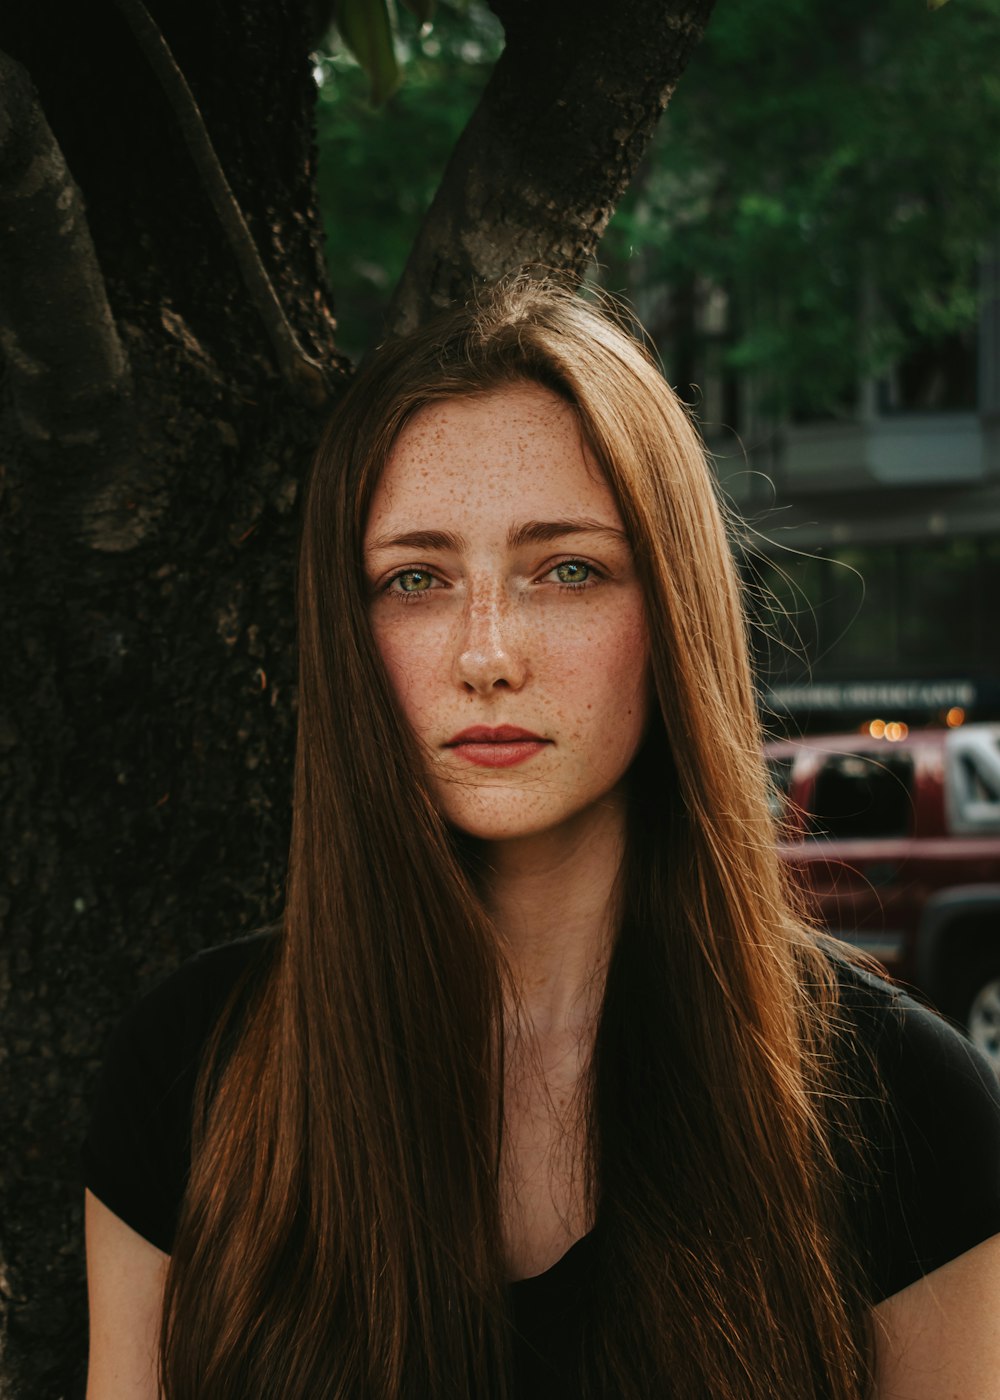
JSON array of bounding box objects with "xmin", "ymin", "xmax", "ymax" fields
[{"xmin": 878, "ymin": 326, "xmax": 979, "ymax": 413}]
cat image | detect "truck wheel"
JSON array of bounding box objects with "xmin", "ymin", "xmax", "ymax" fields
[{"xmin": 963, "ymin": 972, "xmax": 1000, "ymax": 1072}]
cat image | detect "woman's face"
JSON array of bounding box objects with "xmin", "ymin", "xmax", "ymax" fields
[{"xmin": 363, "ymin": 382, "xmax": 651, "ymax": 843}]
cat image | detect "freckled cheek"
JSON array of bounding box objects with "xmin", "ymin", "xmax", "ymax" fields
[
  {"xmin": 370, "ymin": 615, "xmax": 453, "ymax": 727},
  {"xmin": 560, "ymin": 611, "xmax": 650, "ymax": 746},
  {"xmin": 547, "ymin": 607, "xmax": 648, "ymax": 687}
]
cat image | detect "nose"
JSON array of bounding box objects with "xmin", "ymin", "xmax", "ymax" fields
[{"xmin": 453, "ymin": 584, "xmax": 528, "ymax": 695}]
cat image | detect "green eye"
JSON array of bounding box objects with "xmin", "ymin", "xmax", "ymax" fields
[
  {"xmin": 554, "ymin": 560, "xmax": 591, "ymax": 584},
  {"xmin": 396, "ymin": 570, "xmax": 433, "ymax": 593}
]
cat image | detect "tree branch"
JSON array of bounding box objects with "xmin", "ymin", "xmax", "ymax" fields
[
  {"xmin": 110, "ymin": 0, "xmax": 330, "ymax": 407},
  {"xmin": 386, "ymin": 0, "xmax": 717, "ymax": 334},
  {"xmin": 0, "ymin": 49, "xmax": 132, "ymax": 449}
]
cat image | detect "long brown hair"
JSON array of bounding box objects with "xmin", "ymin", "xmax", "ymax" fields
[{"xmin": 159, "ymin": 278, "xmax": 874, "ymax": 1398}]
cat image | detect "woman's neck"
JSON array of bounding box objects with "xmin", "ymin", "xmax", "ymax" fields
[{"xmin": 477, "ymin": 792, "xmax": 626, "ymax": 1040}]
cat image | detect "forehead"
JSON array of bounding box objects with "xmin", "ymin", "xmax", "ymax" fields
[{"xmin": 366, "ymin": 383, "xmax": 619, "ymax": 531}]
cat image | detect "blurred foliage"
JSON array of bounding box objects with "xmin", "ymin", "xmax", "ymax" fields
[
  {"xmin": 315, "ymin": 0, "xmax": 1000, "ymax": 415},
  {"xmin": 333, "ymin": 0, "xmax": 440, "ymax": 105},
  {"xmin": 314, "ymin": 1, "xmax": 502, "ymax": 356},
  {"xmin": 334, "ymin": 0, "xmax": 404, "ymax": 105},
  {"xmin": 601, "ymin": 0, "xmax": 1000, "ymax": 417}
]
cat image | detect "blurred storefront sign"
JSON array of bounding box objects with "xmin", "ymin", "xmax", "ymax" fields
[
  {"xmin": 769, "ymin": 678, "xmax": 977, "ymax": 712},
  {"xmin": 764, "ymin": 677, "xmax": 1000, "ymax": 725}
]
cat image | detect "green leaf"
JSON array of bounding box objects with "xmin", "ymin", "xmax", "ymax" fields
[
  {"xmin": 335, "ymin": 0, "xmax": 401, "ymax": 105},
  {"xmin": 399, "ymin": 0, "xmax": 437, "ymax": 22},
  {"xmin": 928, "ymin": 0, "xmax": 950, "ymax": 8}
]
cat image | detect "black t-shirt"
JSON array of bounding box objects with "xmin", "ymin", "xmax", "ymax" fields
[{"xmin": 80, "ymin": 931, "xmax": 1000, "ymax": 1394}]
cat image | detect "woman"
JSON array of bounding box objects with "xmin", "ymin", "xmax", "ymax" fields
[{"xmin": 82, "ymin": 279, "xmax": 1000, "ymax": 1399}]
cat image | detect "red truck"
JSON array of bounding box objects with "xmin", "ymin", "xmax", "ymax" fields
[{"xmin": 765, "ymin": 723, "xmax": 1000, "ymax": 1069}]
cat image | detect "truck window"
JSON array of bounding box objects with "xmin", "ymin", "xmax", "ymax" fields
[
  {"xmin": 945, "ymin": 730, "xmax": 1000, "ymax": 833},
  {"xmin": 960, "ymin": 752, "xmax": 999, "ymax": 805},
  {"xmin": 809, "ymin": 752, "xmax": 914, "ymax": 840}
]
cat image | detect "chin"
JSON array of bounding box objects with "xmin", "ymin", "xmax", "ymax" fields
[
  {"xmin": 439, "ymin": 790, "xmax": 613, "ymax": 845},
  {"xmin": 444, "ymin": 810, "xmax": 557, "ymax": 843}
]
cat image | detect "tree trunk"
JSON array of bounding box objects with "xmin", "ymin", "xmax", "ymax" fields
[
  {"xmin": 388, "ymin": 0, "xmax": 717, "ymax": 333},
  {"xmin": 0, "ymin": 1, "xmax": 713, "ymax": 1391}
]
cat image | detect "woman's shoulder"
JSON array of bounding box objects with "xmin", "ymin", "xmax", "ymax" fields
[
  {"xmin": 820, "ymin": 937, "xmax": 1000, "ymax": 1149},
  {"xmin": 817, "ymin": 937, "xmax": 1000, "ymax": 1299},
  {"xmin": 132, "ymin": 929, "xmax": 278, "ymax": 1030},
  {"xmin": 100, "ymin": 924, "xmax": 278, "ymax": 1071},
  {"xmin": 822, "ymin": 938, "xmax": 997, "ymax": 1083},
  {"xmin": 160, "ymin": 922, "xmax": 274, "ymax": 1004},
  {"xmin": 80, "ymin": 926, "xmax": 279, "ymax": 1252},
  {"xmin": 107, "ymin": 927, "xmax": 276, "ymax": 1070}
]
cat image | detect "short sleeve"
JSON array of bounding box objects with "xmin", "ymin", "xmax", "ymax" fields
[
  {"xmin": 840, "ymin": 964, "xmax": 1000, "ymax": 1301},
  {"xmin": 79, "ymin": 931, "xmax": 275, "ymax": 1253}
]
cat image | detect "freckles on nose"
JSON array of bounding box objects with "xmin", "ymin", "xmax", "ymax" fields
[
  {"xmin": 463, "ymin": 579, "xmax": 509, "ymax": 636},
  {"xmin": 453, "ymin": 581, "xmax": 533, "ymax": 692},
  {"xmin": 459, "ymin": 599, "xmax": 507, "ymax": 663}
]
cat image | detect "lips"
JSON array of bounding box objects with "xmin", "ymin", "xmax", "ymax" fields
[
  {"xmin": 445, "ymin": 725, "xmax": 547, "ymax": 745},
  {"xmin": 443, "ymin": 725, "xmax": 551, "ymax": 768}
]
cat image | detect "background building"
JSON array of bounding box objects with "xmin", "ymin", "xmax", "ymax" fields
[
  {"xmin": 591, "ymin": 4, "xmax": 1000, "ymax": 737},
  {"xmin": 713, "ymin": 240, "xmax": 1000, "ymax": 734}
]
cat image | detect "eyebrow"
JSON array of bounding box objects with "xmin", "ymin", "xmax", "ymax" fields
[{"xmin": 366, "ymin": 518, "xmax": 628, "ymax": 554}]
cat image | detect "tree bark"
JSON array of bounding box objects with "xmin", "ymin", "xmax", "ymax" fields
[
  {"xmin": 387, "ymin": 0, "xmax": 717, "ymax": 333},
  {"xmin": 1, "ymin": 5, "xmax": 340, "ymax": 1392},
  {"xmin": 0, "ymin": 1, "xmax": 709, "ymax": 1392},
  {"xmin": 0, "ymin": 52, "xmax": 131, "ymax": 453}
]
